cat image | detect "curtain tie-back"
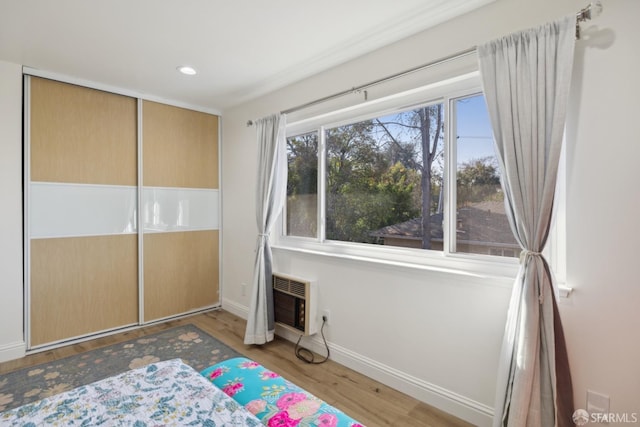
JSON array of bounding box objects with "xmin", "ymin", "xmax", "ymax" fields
[
  {"xmin": 256, "ymin": 234, "xmax": 270, "ymax": 248},
  {"xmin": 519, "ymin": 250, "xmax": 546, "ymax": 304},
  {"xmin": 520, "ymin": 249, "xmax": 544, "ymax": 304},
  {"xmin": 519, "ymin": 249, "xmax": 542, "ymax": 263}
]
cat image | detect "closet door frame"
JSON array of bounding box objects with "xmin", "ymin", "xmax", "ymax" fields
[{"xmin": 23, "ymin": 68, "xmax": 222, "ymax": 352}]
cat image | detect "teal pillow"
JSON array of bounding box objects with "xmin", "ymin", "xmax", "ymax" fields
[{"xmin": 201, "ymin": 357, "xmax": 365, "ymax": 427}]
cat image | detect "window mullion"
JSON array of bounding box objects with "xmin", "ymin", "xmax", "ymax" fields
[
  {"xmin": 443, "ymin": 97, "xmax": 457, "ymax": 255},
  {"xmin": 318, "ymin": 126, "xmax": 326, "ymax": 243}
]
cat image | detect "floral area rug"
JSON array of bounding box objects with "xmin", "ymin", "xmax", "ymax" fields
[{"xmin": 0, "ymin": 324, "xmax": 241, "ymax": 412}]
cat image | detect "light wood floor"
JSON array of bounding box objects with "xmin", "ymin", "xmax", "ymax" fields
[{"xmin": 0, "ymin": 309, "xmax": 473, "ymax": 427}]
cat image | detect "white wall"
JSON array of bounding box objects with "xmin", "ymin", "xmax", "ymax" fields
[
  {"xmin": 562, "ymin": 0, "xmax": 640, "ymax": 420},
  {"xmin": 221, "ymin": 0, "xmax": 640, "ymax": 425},
  {"xmin": 0, "ymin": 60, "xmax": 25, "ymax": 361}
]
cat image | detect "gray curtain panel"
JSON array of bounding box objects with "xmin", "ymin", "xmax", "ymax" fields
[
  {"xmin": 478, "ymin": 15, "xmax": 576, "ymax": 427},
  {"xmin": 244, "ymin": 114, "xmax": 287, "ymax": 345}
]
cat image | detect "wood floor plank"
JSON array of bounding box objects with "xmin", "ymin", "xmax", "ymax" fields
[{"xmin": 0, "ymin": 309, "xmax": 473, "ymax": 427}]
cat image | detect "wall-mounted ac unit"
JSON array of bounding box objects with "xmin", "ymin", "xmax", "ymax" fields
[{"xmin": 272, "ymin": 273, "xmax": 318, "ymax": 336}]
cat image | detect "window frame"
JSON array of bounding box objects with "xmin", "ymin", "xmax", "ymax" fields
[{"xmin": 275, "ymin": 71, "xmax": 564, "ymax": 281}]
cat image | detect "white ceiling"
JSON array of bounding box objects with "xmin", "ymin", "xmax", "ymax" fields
[{"xmin": 0, "ymin": 0, "xmax": 491, "ymax": 112}]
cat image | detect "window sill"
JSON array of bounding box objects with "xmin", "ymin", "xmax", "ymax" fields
[
  {"xmin": 272, "ymin": 239, "xmax": 573, "ymax": 299},
  {"xmin": 271, "ymin": 238, "xmax": 520, "ymax": 282}
]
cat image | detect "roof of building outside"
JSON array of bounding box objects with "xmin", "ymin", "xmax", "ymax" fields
[{"xmin": 370, "ymin": 200, "xmax": 518, "ymax": 246}]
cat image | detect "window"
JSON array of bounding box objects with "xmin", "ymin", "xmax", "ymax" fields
[
  {"xmin": 452, "ymin": 94, "xmax": 519, "ymax": 257},
  {"xmin": 283, "ymin": 75, "xmax": 519, "ymax": 269},
  {"xmin": 324, "ymin": 103, "xmax": 445, "ymax": 250},
  {"xmin": 286, "ymin": 131, "xmax": 318, "ymax": 238}
]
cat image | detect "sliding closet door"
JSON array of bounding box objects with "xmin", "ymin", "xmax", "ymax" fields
[
  {"xmin": 28, "ymin": 77, "xmax": 138, "ymax": 347},
  {"xmin": 142, "ymin": 101, "xmax": 219, "ymax": 322}
]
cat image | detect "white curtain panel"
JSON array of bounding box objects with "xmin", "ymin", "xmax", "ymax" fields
[
  {"xmin": 478, "ymin": 15, "xmax": 576, "ymax": 427},
  {"xmin": 244, "ymin": 114, "xmax": 287, "ymax": 345}
]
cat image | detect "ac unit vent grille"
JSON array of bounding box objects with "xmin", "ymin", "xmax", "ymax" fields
[
  {"xmin": 272, "ymin": 275, "xmax": 307, "ymax": 298},
  {"xmin": 273, "ymin": 276, "xmax": 289, "ymax": 292},
  {"xmin": 289, "ymin": 280, "xmax": 306, "ymax": 298}
]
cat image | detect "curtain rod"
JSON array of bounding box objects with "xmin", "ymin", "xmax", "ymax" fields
[
  {"xmin": 282, "ymin": 45, "xmax": 477, "ymax": 115},
  {"xmin": 247, "ymin": 1, "xmax": 602, "ymax": 127},
  {"xmin": 245, "ymin": 46, "xmax": 475, "ymax": 127}
]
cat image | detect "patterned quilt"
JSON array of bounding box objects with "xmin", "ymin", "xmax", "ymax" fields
[{"xmin": 0, "ymin": 358, "xmax": 264, "ymax": 426}]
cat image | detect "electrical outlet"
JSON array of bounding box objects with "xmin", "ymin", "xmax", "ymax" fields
[
  {"xmin": 587, "ymin": 389, "xmax": 610, "ymax": 415},
  {"xmin": 322, "ymin": 309, "xmax": 331, "ymax": 325},
  {"xmin": 241, "ymin": 282, "xmax": 247, "ymax": 296}
]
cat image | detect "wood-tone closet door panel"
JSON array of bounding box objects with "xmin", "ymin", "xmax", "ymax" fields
[
  {"xmin": 143, "ymin": 230, "xmax": 219, "ymax": 321},
  {"xmin": 30, "ymin": 77, "xmax": 137, "ymax": 186},
  {"xmin": 142, "ymin": 100, "xmax": 218, "ymax": 189},
  {"xmin": 142, "ymin": 100, "xmax": 219, "ymax": 322},
  {"xmin": 29, "ymin": 77, "xmax": 138, "ymax": 347},
  {"xmin": 30, "ymin": 235, "xmax": 138, "ymax": 346}
]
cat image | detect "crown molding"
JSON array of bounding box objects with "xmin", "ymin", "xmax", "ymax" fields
[{"xmin": 225, "ymin": 0, "xmax": 496, "ymax": 108}]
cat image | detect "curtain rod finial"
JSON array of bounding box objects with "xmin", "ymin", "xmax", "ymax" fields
[
  {"xmin": 246, "ymin": 120, "xmax": 254, "ymax": 127},
  {"xmin": 588, "ymin": 1, "xmax": 603, "ymax": 19},
  {"xmin": 576, "ymin": 1, "xmax": 603, "ymax": 39},
  {"xmin": 578, "ymin": 1, "xmax": 603, "ymax": 22}
]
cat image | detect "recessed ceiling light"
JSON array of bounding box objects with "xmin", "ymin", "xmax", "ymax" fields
[{"xmin": 177, "ymin": 65, "xmax": 197, "ymax": 76}]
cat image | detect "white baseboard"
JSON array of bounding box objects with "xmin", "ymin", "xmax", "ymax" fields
[
  {"xmin": 221, "ymin": 299, "xmax": 249, "ymax": 320},
  {"xmin": 219, "ymin": 298, "xmax": 493, "ymax": 426},
  {"xmin": 0, "ymin": 340, "xmax": 26, "ymax": 363},
  {"xmin": 278, "ymin": 327, "xmax": 493, "ymax": 426}
]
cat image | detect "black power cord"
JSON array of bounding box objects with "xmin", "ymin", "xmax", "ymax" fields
[{"xmin": 294, "ymin": 315, "xmax": 330, "ymax": 364}]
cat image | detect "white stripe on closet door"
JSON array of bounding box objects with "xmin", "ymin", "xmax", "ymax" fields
[
  {"xmin": 142, "ymin": 187, "xmax": 219, "ymax": 233},
  {"xmin": 30, "ymin": 182, "xmax": 137, "ymax": 239}
]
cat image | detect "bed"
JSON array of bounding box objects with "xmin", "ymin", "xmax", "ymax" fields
[
  {"xmin": 1, "ymin": 357, "xmax": 365, "ymax": 427},
  {"xmin": 0, "ymin": 358, "xmax": 263, "ymax": 426}
]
